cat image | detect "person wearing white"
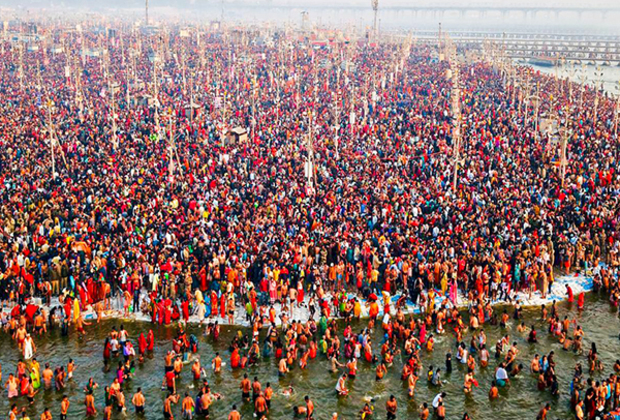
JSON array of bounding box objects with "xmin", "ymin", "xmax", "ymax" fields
[
  {"xmin": 432, "ymin": 392, "xmax": 446, "ymax": 410},
  {"xmin": 23, "ymin": 334, "xmax": 35, "ymax": 360},
  {"xmin": 495, "ymin": 364, "xmax": 509, "ymax": 387}
]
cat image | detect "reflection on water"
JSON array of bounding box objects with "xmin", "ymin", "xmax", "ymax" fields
[{"xmin": 1, "ymin": 295, "xmax": 619, "ymax": 419}]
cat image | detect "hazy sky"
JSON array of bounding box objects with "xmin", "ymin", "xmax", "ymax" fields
[
  {"xmin": 3, "ymin": 0, "xmax": 617, "ymax": 5},
  {"xmin": 381, "ymin": 0, "xmax": 610, "ymax": 4},
  {"xmin": 240, "ymin": 0, "xmax": 616, "ymax": 6},
  {"xmin": 2, "ymin": 0, "xmax": 618, "ymax": 33}
]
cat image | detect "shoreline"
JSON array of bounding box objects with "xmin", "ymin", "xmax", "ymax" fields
[{"xmin": 2, "ymin": 268, "xmax": 597, "ymax": 329}]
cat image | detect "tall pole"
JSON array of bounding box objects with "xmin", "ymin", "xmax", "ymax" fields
[
  {"xmin": 438, "ymin": 22, "xmax": 442, "ymax": 57},
  {"xmin": 119, "ymin": 30, "xmax": 125, "ymax": 68},
  {"xmin": 153, "ymin": 44, "xmax": 161, "ymax": 142},
  {"xmin": 47, "ymin": 101, "xmax": 55, "ymax": 179},
  {"xmin": 534, "ymin": 82, "xmax": 540, "ymax": 135},
  {"xmin": 189, "ymin": 71, "xmax": 194, "ymax": 128},
  {"xmin": 153, "ymin": 51, "xmax": 158, "ymax": 104},
  {"xmin": 276, "ymin": 46, "xmax": 281, "ymax": 128},
  {"xmin": 593, "ymin": 67, "xmax": 603, "ymax": 124},
  {"xmin": 346, "ymin": 44, "xmax": 354, "ymax": 137},
  {"xmin": 75, "ymin": 55, "xmax": 83, "ymax": 113},
  {"xmin": 126, "ymin": 52, "xmax": 131, "ymax": 108},
  {"xmin": 18, "ymin": 43, "xmax": 24, "ymax": 89},
  {"xmin": 36, "ymin": 59, "xmax": 42, "ymax": 91},
  {"xmin": 511, "ymin": 68, "xmax": 517, "ymax": 107},
  {"xmin": 181, "ymin": 48, "xmax": 187, "ymax": 95},
  {"xmin": 145, "ymin": 0, "xmax": 149, "ymax": 26},
  {"xmin": 333, "ymin": 90, "xmax": 339, "ymax": 160},
  {"xmin": 132, "ymin": 49, "xmax": 137, "ymax": 101},
  {"xmin": 110, "ymin": 79, "xmax": 118, "ymax": 150},
  {"xmin": 616, "ymin": 103, "xmax": 620, "ymax": 141},
  {"xmin": 306, "ymin": 109, "xmax": 314, "ymax": 193},
  {"xmin": 450, "ymin": 45, "xmax": 461, "ymax": 192},
  {"xmin": 167, "ymin": 112, "xmax": 175, "ymax": 182},
  {"xmin": 593, "ymin": 94, "xmax": 599, "ymax": 125},
  {"xmin": 558, "ymin": 105, "xmax": 570, "ymax": 188},
  {"xmin": 566, "ymin": 62, "xmax": 576, "ymax": 103},
  {"xmin": 371, "ymin": 0, "xmax": 379, "ymax": 42},
  {"xmin": 81, "ymin": 32, "xmax": 86, "ymax": 66},
  {"xmin": 105, "ymin": 56, "xmax": 118, "ymax": 150},
  {"xmin": 251, "ymin": 69, "xmax": 256, "ymax": 144},
  {"xmin": 614, "ymin": 83, "xmax": 620, "ymax": 141},
  {"xmin": 613, "ymin": 82, "xmax": 620, "ymax": 162},
  {"xmin": 579, "ymin": 65, "xmax": 586, "ymax": 111},
  {"xmin": 519, "ymin": 72, "xmax": 529, "ymax": 116},
  {"xmin": 560, "ymin": 129, "xmax": 568, "ymax": 187}
]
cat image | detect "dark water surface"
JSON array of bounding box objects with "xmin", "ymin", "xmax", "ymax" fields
[{"xmin": 1, "ymin": 295, "xmax": 620, "ymax": 419}]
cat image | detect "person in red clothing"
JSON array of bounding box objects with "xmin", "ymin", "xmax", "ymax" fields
[
  {"xmin": 164, "ymin": 369, "xmax": 176, "ymax": 394},
  {"xmin": 220, "ymin": 293, "xmax": 226, "ymax": 318},
  {"xmin": 181, "ymin": 299, "xmax": 190, "ymax": 323},
  {"xmin": 164, "ymin": 302, "xmax": 172, "ymax": 325},
  {"xmin": 577, "ymin": 292, "xmax": 585, "ymax": 311},
  {"xmin": 566, "ymin": 285, "xmax": 574, "ymax": 303},
  {"xmin": 138, "ymin": 333, "xmax": 147, "ymax": 362},
  {"xmin": 369, "ymin": 300, "xmax": 379, "ymax": 321},
  {"xmin": 157, "ymin": 300, "xmax": 165, "ymax": 325},
  {"xmin": 230, "ymin": 348, "xmax": 241, "ymax": 369},
  {"xmin": 211, "ymin": 291, "xmax": 218, "ymax": 319},
  {"xmin": 147, "ymin": 330, "xmax": 155, "ymax": 352},
  {"xmin": 63, "ymin": 297, "xmax": 72, "ymax": 320}
]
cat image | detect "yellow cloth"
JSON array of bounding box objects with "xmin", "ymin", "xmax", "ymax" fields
[{"xmin": 73, "ymin": 298, "xmax": 81, "ymax": 321}]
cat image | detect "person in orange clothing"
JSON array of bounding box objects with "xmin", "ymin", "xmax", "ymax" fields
[
  {"xmin": 228, "ymin": 404, "xmax": 241, "ymax": 420},
  {"xmin": 255, "ymin": 391, "xmax": 268, "ymax": 419},
  {"xmin": 191, "ymin": 359, "xmax": 202, "ymax": 380},
  {"xmin": 240, "ymin": 373, "xmax": 251, "ymax": 401},
  {"xmin": 230, "ymin": 348, "xmax": 240, "ymax": 369},
  {"xmin": 369, "ymin": 300, "xmax": 379, "ymax": 321},
  {"xmin": 304, "ymin": 395, "xmax": 314, "ymax": 420},
  {"xmin": 212, "ymin": 353, "xmax": 222, "ymax": 373},
  {"xmin": 182, "ymin": 392, "xmax": 195, "ymax": 419},
  {"xmin": 60, "ymin": 395, "xmax": 70, "ymax": 420},
  {"xmin": 264, "ymin": 383, "xmax": 273, "ymax": 409}
]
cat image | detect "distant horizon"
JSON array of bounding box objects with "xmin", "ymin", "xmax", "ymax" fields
[
  {"xmin": 1, "ymin": 0, "xmax": 618, "ymax": 6},
  {"xmin": 1, "ymin": 0, "xmax": 618, "ymax": 34}
]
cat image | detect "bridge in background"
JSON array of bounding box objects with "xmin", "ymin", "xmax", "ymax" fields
[
  {"xmin": 229, "ymin": 2, "xmax": 620, "ymax": 21},
  {"xmin": 413, "ymin": 31, "xmax": 620, "ymax": 65}
]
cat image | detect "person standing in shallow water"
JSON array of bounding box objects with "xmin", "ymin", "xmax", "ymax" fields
[
  {"xmin": 536, "ymin": 403, "xmax": 550, "ymax": 420},
  {"xmin": 436, "ymin": 401, "xmax": 446, "ymax": 420},
  {"xmin": 419, "ymin": 402, "xmax": 430, "ymax": 420},
  {"xmin": 84, "ymin": 390, "xmax": 96, "ymax": 417},
  {"xmin": 132, "ymin": 387, "xmax": 145, "ymax": 414},
  {"xmin": 305, "ymin": 395, "xmax": 314, "ymax": 420},
  {"xmin": 386, "ymin": 395, "xmax": 397, "ymax": 420},
  {"xmin": 59, "ymin": 395, "xmax": 70, "ymax": 420},
  {"xmin": 228, "ymin": 404, "xmax": 240, "ymax": 420}
]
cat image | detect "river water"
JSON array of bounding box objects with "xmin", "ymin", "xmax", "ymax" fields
[
  {"xmin": 1, "ymin": 295, "xmax": 620, "ymax": 419},
  {"xmin": 530, "ymin": 63, "xmax": 620, "ymax": 96}
]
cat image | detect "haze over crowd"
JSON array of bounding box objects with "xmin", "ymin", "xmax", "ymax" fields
[{"xmin": 1, "ymin": 0, "xmax": 619, "ymax": 32}]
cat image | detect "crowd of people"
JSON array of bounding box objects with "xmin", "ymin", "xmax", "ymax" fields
[{"xmin": 0, "ymin": 20, "xmax": 619, "ymax": 419}]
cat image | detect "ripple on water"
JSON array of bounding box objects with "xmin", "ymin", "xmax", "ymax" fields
[{"xmin": 1, "ymin": 295, "xmax": 619, "ymax": 419}]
